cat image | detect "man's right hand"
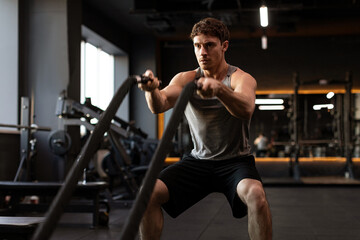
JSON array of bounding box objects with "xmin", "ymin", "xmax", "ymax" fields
[{"xmin": 138, "ymin": 69, "xmax": 160, "ymax": 92}]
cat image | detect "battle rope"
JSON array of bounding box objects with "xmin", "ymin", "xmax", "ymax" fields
[{"xmin": 119, "ymin": 81, "xmax": 197, "ymax": 240}]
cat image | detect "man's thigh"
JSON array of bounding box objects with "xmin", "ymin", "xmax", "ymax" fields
[{"xmin": 159, "ymin": 158, "xmax": 214, "ymax": 218}]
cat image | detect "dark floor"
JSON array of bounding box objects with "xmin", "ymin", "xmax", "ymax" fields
[{"xmin": 49, "ymin": 182, "xmax": 360, "ymax": 240}]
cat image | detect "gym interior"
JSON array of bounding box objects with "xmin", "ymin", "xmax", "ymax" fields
[{"xmin": 1, "ymin": 0, "xmax": 360, "ymax": 239}]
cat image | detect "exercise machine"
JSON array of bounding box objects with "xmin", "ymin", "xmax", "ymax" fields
[
  {"xmin": 0, "ymin": 97, "xmax": 108, "ymax": 238},
  {"xmin": 288, "ymin": 71, "xmax": 355, "ymax": 180},
  {"xmin": 53, "ymin": 94, "xmax": 157, "ymax": 203},
  {"xmin": 0, "ymin": 97, "xmax": 52, "ymax": 182}
]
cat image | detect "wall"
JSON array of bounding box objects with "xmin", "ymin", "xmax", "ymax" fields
[
  {"xmin": 18, "ymin": 0, "xmax": 81, "ymax": 181},
  {"xmin": 82, "ymin": 2, "xmax": 130, "ymax": 55},
  {"xmin": 115, "ymin": 56, "xmax": 130, "ymax": 121},
  {"xmin": 130, "ymin": 35, "xmax": 158, "ymax": 139},
  {"xmin": 228, "ymin": 36, "xmax": 360, "ymax": 91},
  {"xmin": 0, "ymin": 0, "xmax": 18, "ymax": 127}
]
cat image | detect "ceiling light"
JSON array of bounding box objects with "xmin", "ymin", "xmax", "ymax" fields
[
  {"xmin": 259, "ymin": 105, "xmax": 285, "ymax": 110},
  {"xmin": 319, "ymin": 79, "xmax": 328, "ymax": 85},
  {"xmin": 255, "ymin": 99, "xmax": 284, "ymax": 105},
  {"xmin": 260, "ymin": 5, "xmax": 268, "ymax": 27},
  {"xmin": 326, "ymin": 92, "xmax": 335, "ymax": 99},
  {"xmin": 261, "ymin": 35, "xmax": 267, "ymax": 50},
  {"xmin": 313, "ymin": 104, "xmax": 334, "ymax": 111}
]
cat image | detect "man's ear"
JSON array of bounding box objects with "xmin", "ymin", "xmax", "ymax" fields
[{"xmin": 222, "ymin": 40, "xmax": 229, "ymax": 52}]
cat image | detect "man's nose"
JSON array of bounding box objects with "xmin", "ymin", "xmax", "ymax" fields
[{"xmin": 200, "ymin": 45, "xmax": 207, "ymax": 55}]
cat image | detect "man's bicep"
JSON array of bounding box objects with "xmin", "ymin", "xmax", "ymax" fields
[
  {"xmin": 160, "ymin": 84, "xmax": 183, "ymax": 109},
  {"xmin": 234, "ymin": 74, "xmax": 257, "ymax": 103},
  {"xmin": 162, "ymin": 71, "xmax": 195, "ymax": 108}
]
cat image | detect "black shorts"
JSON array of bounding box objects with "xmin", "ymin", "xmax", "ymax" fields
[{"xmin": 159, "ymin": 154, "xmax": 262, "ymax": 218}]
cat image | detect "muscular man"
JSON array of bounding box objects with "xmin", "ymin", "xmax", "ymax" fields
[{"xmin": 138, "ymin": 17, "xmax": 272, "ymax": 240}]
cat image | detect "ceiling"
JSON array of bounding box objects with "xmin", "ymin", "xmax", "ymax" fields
[{"xmin": 84, "ymin": 0, "xmax": 360, "ymax": 40}]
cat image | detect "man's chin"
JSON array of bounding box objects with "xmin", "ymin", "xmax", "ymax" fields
[{"xmin": 199, "ymin": 63, "xmax": 210, "ymax": 70}]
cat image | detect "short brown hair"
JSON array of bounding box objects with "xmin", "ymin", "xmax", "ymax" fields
[{"xmin": 190, "ymin": 17, "xmax": 230, "ymax": 43}]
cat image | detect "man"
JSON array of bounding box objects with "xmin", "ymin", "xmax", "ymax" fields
[
  {"xmin": 138, "ymin": 17, "xmax": 272, "ymax": 240},
  {"xmin": 254, "ymin": 132, "xmax": 269, "ymax": 157}
]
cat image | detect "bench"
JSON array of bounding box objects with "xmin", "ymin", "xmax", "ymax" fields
[
  {"xmin": 0, "ymin": 216, "xmax": 44, "ymax": 239},
  {"xmin": 0, "ymin": 181, "xmax": 108, "ymax": 228}
]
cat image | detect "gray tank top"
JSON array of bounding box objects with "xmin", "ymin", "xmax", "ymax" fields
[{"xmin": 184, "ymin": 64, "xmax": 251, "ymax": 160}]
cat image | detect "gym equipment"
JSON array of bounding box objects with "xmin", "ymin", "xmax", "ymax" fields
[
  {"xmin": 288, "ymin": 71, "xmax": 355, "ymax": 180},
  {"xmin": 0, "ymin": 105, "xmax": 108, "ymax": 232},
  {"xmin": 103, "ymin": 129, "xmax": 155, "ymax": 200},
  {"xmin": 0, "ymin": 216, "xmax": 44, "ymax": 239},
  {"xmin": 0, "ymin": 97, "xmax": 111, "ymax": 238},
  {"xmin": 343, "ymin": 72, "xmax": 354, "ymax": 178},
  {"xmin": 48, "ymin": 130, "xmax": 72, "ymax": 155},
  {"xmin": 31, "ymin": 75, "xmax": 151, "ymax": 240},
  {"xmin": 0, "ymin": 123, "xmax": 51, "ymax": 132},
  {"xmin": 55, "ymin": 96, "xmax": 148, "ymax": 140},
  {"xmin": 98, "ymin": 201, "xmax": 110, "ymax": 226},
  {"xmin": 0, "ymin": 97, "xmax": 52, "ymax": 182},
  {"xmin": 54, "ymin": 91, "xmax": 156, "ymax": 203},
  {"xmin": 0, "ymin": 181, "xmax": 108, "ymax": 228},
  {"xmin": 290, "ymin": 72, "xmax": 301, "ymax": 180}
]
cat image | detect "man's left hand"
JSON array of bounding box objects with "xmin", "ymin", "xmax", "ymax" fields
[{"xmin": 196, "ymin": 77, "xmax": 220, "ymax": 98}]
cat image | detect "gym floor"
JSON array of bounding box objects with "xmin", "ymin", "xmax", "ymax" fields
[{"xmin": 50, "ymin": 182, "xmax": 360, "ymax": 240}]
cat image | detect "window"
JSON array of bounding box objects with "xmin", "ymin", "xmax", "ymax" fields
[{"xmin": 81, "ymin": 41, "xmax": 114, "ymax": 111}]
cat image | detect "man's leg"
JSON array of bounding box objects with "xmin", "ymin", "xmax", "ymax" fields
[
  {"xmin": 237, "ymin": 179, "xmax": 272, "ymax": 240},
  {"xmin": 140, "ymin": 179, "xmax": 169, "ymax": 240}
]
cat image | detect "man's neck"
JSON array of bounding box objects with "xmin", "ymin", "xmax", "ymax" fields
[{"xmin": 203, "ymin": 62, "xmax": 228, "ymax": 80}]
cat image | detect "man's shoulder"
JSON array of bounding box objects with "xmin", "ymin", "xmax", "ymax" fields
[
  {"xmin": 178, "ymin": 69, "xmax": 198, "ymax": 79},
  {"xmin": 231, "ymin": 67, "xmax": 256, "ymax": 83},
  {"xmin": 171, "ymin": 69, "xmax": 199, "ymax": 86},
  {"xmin": 228, "ymin": 66, "xmax": 257, "ymax": 92},
  {"xmin": 231, "ymin": 66, "xmax": 250, "ymax": 77}
]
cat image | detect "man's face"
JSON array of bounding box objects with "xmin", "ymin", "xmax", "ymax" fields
[{"xmin": 193, "ymin": 34, "xmax": 227, "ymax": 70}]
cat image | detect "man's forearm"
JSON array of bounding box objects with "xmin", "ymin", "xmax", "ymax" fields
[
  {"xmin": 145, "ymin": 89, "xmax": 167, "ymax": 114},
  {"xmin": 216, "ymin": 85, "xmax": 255, "ymax": 120}
]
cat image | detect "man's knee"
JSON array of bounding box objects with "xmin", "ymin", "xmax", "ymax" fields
[
  {"xmin": 237, "ymin": 179, "xmax": 268, "ymax": 212},
  {"xmin": 148, "ymin": 179, "xmax": 169, "ymax": 207}
]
